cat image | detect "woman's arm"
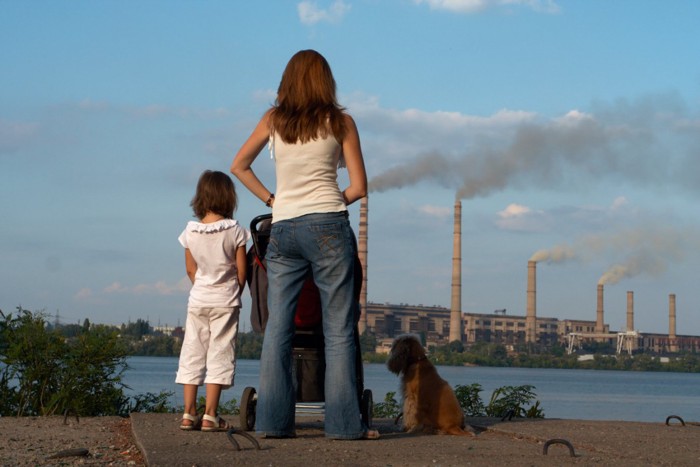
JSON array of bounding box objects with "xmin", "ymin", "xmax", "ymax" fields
[
  {"xmin": 231, "ymin": 110, "xmax": 275, "ymax": 206},
  {"xmin": 341, "ymin": 114, "xmax": 368, "ymax": 205}
]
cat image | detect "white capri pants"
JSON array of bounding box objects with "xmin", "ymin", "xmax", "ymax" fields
[{"xmin": 175, "ymin": 306, "xmax": 240, "ymax": 388}]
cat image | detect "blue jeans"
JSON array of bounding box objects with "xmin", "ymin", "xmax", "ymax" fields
[{"xmin": 256, "ymin": 211, "xmax": 363, "ymax": 439}]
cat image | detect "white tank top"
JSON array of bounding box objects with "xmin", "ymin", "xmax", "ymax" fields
[{"xmin": 270, "ymin": 131, "xmax": 347, "ymax": 223}]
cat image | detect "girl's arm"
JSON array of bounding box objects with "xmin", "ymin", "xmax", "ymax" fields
[
  {"xmin": 231, "ymin": 110, "xmax": 275, "ymax": 206},
  {"xmin": 235, "ymin": 245, "xmax": 247, "ymax": 298},
  {"xmin": 184, "ymin": 249, "xmax": 197, "ymax": 284},
  {"xmin": 340, "ymin": 114, "xmax": 368, "ymax": 205}
]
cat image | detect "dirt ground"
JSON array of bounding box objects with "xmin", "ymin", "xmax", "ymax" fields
[
  {"xmin": 0, "ymin": 415, "xmax": 145, "ymax": 466},
  {"xmin": 2, "ymin": 414, "xmax": 700, "ymax": 466}
]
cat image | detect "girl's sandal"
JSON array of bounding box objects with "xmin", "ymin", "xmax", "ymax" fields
[
  {"xmin": 362, "ymin": 429, "xmax": 380, "ymax": 440},
  {"xmin": 201, "ymin": 414, "xmax": 231, "ymax": 432},
  {"xmin": 179, "ymin": 413, "xmax": 201, "ymax": 431}
]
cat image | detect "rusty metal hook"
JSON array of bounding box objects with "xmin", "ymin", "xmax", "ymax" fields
[
  {"xmin": 543, "ymin": 438, "xmax": 576, "ymax": 457},
  {"xmin": 63, "ymin": 408, "xmax": 79, "ymax": 425},
  {"xmin": 501, "ymin": 408, "xmax": 516, "ymax": 421},
  {"xmin": 665, "ymin": 415, "xmax": 685, "ymax": 426},
  {"xmin": 226, "ymin": 428, "xmax": 261, "ymax": 451}
]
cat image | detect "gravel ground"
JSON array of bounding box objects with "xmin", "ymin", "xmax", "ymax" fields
[
  {"xmin": 3, "ymin": 414, "xmax": 700, "ymax": 466},
  {"xmin": 0, "ymin": 415, "xmax": 144, "ymax": 466}
]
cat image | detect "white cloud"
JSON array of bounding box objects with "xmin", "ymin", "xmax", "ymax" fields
[
  {"xmin": 498, "ymin": 203, "xmax": 531, "ymax": 218},
  {"xmin": 495, "ymin": 203, "xmax": 549, "ymax": 232},
  {"xmin": 77, "ymin": 99, "xmax": 111, "ymax": 111},
  {"xmin": 298, "ymin": 0, "xmax": 351, "ymax": 25},
  {"xmin": 104, "ymin": 282, "xmax": 128, "ymax": 293},
  {"xmin": 102, "ymin": 278, "xmax": 190, "ymax": 296},
  {"xmin": 495, "ymin": 197, "xmax": 637, "ymax": 234},
  {"xmin": 74, "ymin": 288, "xmax": 93, "ymax": 300},
  {"xmin": 418, "ymin": 204, "xmax": 452, "ymax": 218},
  {"xmin": 554, "ymin": 109, "xmax": 594, "ymax": 126},
  {"xmin": 350, "ymin": 94, "xmax": 537, "ymax": 163},
  {"xmin": 610, "ymin": 196, "xmax": 628, "ymax": 211},
  {"xmin": 0, "ymin": 119, "xmax": 40, "ymax": 154},
  {"xmin": 128, "ymin": 104, "xmax": 230, "ymax": 120},
  {"xmin": 350, "ymin": 94, "xmax": 536, "ymax": 131},
  {"xmin": 252, "ymin": 89, "xmax": 277, "ymax": 104},
  {"xmin": 414, "ymin": 0, "xmax": 560, "ymax": 14}
]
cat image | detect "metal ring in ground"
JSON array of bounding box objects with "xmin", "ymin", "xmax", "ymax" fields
[
  {"xmin": 501, "ymin": 409, "xmax": 516, "ymax": 421},
  {"xmin": 665, "ymin": 415, "xmax": 685, "ymax": 426},
  {"xmin": 543, "ymin": 438, "xmax": 576, "ymax": 457},
  {"xmin": 227, "ymin": 428, "xmax": 262, "ymax": 451},
  {"xmin": 63, "ymin": 409, "xmax": 79, "ymax": 425}
]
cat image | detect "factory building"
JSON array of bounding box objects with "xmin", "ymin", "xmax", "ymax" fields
[{"xmin": 363, "ymin": 301, "xmax": 700, "ymax": 354}]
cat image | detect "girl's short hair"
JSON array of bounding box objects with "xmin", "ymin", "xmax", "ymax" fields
[
  {"xmin": 271, "ymin": 49, "xmax": 347, "ymax": 144},
  {"xmin": 191, "ymin": 170, "xmax": 237, "ymax": 220}
]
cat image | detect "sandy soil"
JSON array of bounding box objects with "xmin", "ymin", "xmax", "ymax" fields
[{"xmin": 0, "ymin": 415, "xmax": 145, "ymax": 466}]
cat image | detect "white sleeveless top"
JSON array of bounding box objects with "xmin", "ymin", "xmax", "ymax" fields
[{"xmin": 270, "ymin": 131, "xmax": 347, "ymax": 223}]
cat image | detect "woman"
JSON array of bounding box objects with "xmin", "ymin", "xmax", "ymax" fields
[{"xmin": 231, "ymin": 50, "xmax": 376, "ymax": 439}]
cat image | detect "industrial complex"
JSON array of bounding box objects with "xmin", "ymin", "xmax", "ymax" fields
[{"xmin": 355, "ymin": 198, "xmax": 700, "ymax": 354}]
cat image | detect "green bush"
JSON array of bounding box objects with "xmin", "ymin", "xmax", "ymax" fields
[
  {"xmin": 373, "ymin": 384, "xmax": 544, "ymax": 420},
  {"xmin": 454, "ymin": 383, "xmax": 486, "ymax": 416},
  {"xmin": 127, "ymin": 391, "xmax": 175, "ymax": 414},
  {"xmin": 0, "ymin": 307, "xmax": 128, "ymax": 416},
  {"xmin": 372, "ymin": 391, "xmax": 401, "ymax": 418},
  {"xmin": 485, "ymin": 384, "xmax": 544, "ymax": 419}
]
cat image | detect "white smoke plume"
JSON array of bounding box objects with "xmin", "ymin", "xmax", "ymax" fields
[
  {"xmin": 529, "ymin": 244, "xmax": 576, "ymax": 263},
  {"xmin": 530, "ymin": 226, "xmax": 699, "ymax": 283},
  {"xmin": 597, "ymin": 254, "xmax": 668, "ymax": 285}
]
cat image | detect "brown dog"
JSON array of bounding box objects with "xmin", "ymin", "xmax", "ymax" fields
[{"xmin": 387, "ymin": 335, "xmax": 475, "ymax": 436}]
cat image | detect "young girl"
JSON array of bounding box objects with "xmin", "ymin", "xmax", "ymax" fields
[{"xmin": 176, "ymin": 170, "xmax": 250, "ymax": 431}]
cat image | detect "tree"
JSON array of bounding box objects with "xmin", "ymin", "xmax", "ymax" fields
[{"xmin": 121, "ymin": 319, "xmax": 151, "ymax": 340}]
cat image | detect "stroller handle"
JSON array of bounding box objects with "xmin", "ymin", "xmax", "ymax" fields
[{"xmin": 250, "ymin": 213, "xmax": 272, "ymax": 260}]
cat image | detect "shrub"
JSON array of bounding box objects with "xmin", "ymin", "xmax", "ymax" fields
[
  {"xmin": 454, "ymin": 383, "xmax": 486, "ymax": 416},
  {"xmin": 485, "ymin": 384, "xmax": 544, "ymax": 419},
  {"xmin": 372, "ymin": 391, "xmax": 401, "ymax": 419},
  {"xmin": 375, "ymin": 384, "xmax": 544, "ymax": 421},
  {"xmin": 0, "ymin": 307, "xmax": 128, "ymax": 416}
]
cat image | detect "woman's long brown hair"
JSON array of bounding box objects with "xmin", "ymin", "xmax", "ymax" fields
[{"xmin": 270, "ymin": 50, "xmax": 347, "ymax": 144}]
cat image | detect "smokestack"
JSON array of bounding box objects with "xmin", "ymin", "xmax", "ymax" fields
[
  {"xmin": 358, "ymin": 196, "xmax": 368, "ymax": 335},
  {"xmin": 669, "ymin": 293, "xmax": 677, "ymax": 352},
  {"xmin": 626, "ymin": 291, "xmax": 634, "ymax": 332},
  {"xmin": 449, "ymin": 200, "xmax": 462, "ymax": 343},
  {"xmin": 526, "ymin": 261, "xmax": 537, "ymax": 343},
  {"xmin": 596, "ymin": 284, "xmax": 605, "ymax": 333}
]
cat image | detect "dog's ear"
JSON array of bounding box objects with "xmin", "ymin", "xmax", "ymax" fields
[{"xmin": 386, "ymin": 337, "xmax": 410, "ymax": 374}]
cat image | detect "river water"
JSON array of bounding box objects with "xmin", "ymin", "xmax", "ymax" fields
[{"xmin": 123, "ymin": 357, "xmax": 700, "ymax": 423}]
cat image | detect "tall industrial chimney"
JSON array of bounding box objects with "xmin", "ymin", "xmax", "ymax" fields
[
  {"xmin": 526, "ymin": 261, "xmax": 537, "ymax": 343},
  {"xmin": 596, "ymin": 284, "xmax": 605, "ymax": 333},
  {"xmin": 626, "ymin": 291, "xmax": 634, "ymax": 332},
  {"xmin": 669, "ymin": 293, "xmax": 677, "ymax": 352},
  {"xmin": 449, "ymin": 200, "xmax": 462, "ymax": 343},
  {"xmin": 358, "ymin": 196, "xmax": 368, "ymax": 335}
]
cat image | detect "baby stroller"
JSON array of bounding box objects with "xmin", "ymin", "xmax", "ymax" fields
[{"xmin": 239, "ymin": 214, "xmax": 373, "ymax": 431}]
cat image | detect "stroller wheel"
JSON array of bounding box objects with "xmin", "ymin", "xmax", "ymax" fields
[
  {"xmin": 360, "ymin": 389, "xmax": 373, "ymax": 428},
  {"xmin": 239, "ymin": 386, "xmax": 257, "ymax": 431}
]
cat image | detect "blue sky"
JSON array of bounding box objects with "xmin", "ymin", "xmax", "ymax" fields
[{"xmin": 2, "ymin": 0, "xmax": 699, "ymax": 337}]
